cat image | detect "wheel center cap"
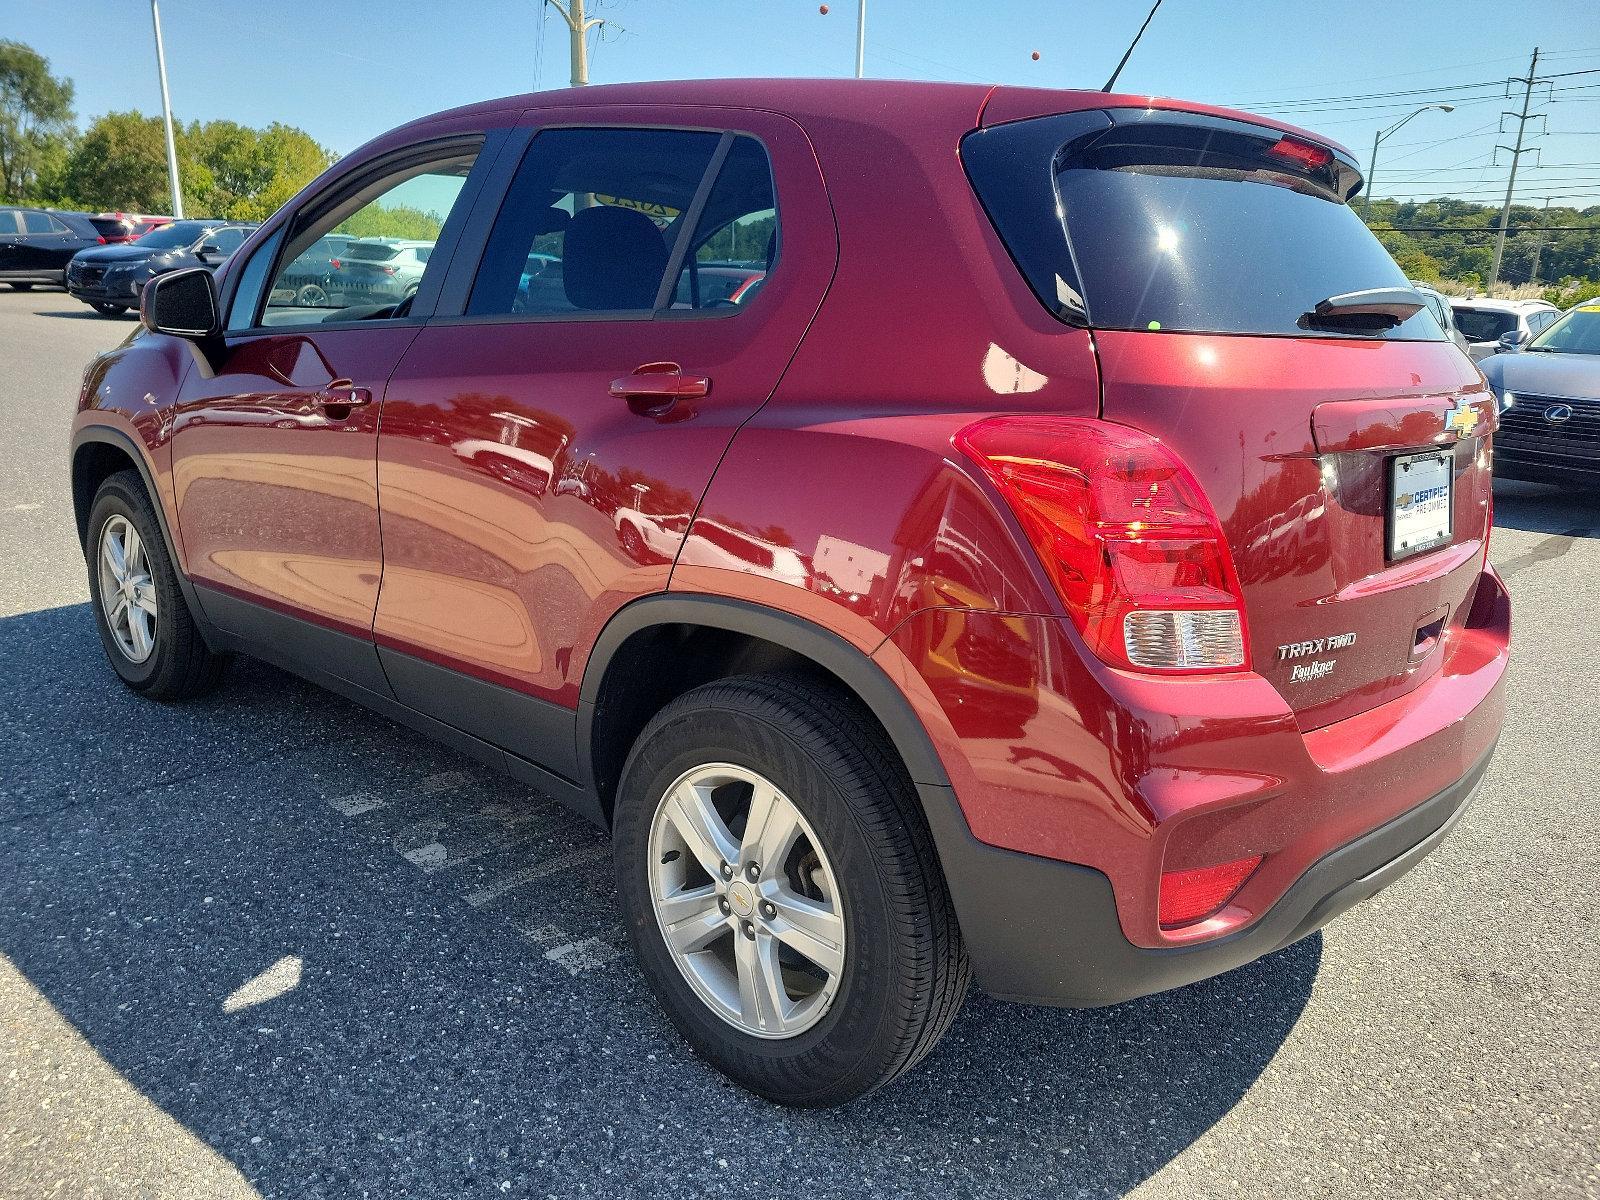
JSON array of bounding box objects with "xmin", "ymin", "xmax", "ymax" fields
[{"xmin": 727, "ymin": 881, "xmax": 756, "ymax": 918}]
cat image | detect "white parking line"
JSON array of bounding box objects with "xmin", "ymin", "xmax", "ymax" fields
[
  {"xmin": 465, "ymin": 842, "xmax": 612, "ymax": 907},
  {"xmin": 325, "ymin": 792, "xmax": 387, "ymax": 816},
  {"xmin": 544, "ymin": 937, "xmax": 626, "ymax": 976}
]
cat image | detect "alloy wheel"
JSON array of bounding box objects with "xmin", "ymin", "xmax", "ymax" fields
[
  {"xmin": 97, "ymin": 514, "xmax": 158, "ymax": 663},
  {"xmin": 647, "ymin": 763, "xmax": 846, "ymax": 1039}
]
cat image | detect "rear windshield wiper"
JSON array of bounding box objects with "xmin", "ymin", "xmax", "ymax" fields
[{"xmin": 1301, "ymin": 287, "xmax": 1425, "ymax": 332}]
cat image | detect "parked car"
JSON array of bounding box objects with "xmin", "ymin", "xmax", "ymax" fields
[
  {"xmin": 267, "ymin": 232, "xmax": 352, "ymax": 308},
  {"xmin": 1450, "ymin": 297, "xmax": 1561, "ymax": 362},
  {"xmin": 674, "ymin": 263, "xmax": 766, "ymax": 307},
  {"xmin": 329, "ymin": 238, "xmax": 434, "ymax": 306},
  {"xmin": 71, "ymin": 79, "xmax": 1509, "ymax": 1108},
  {"xmin": 94, "ymin": 212, "xmax": 176, "ymax": 244},
  {"xmin": 1412, "ymin": 281, "xmax": 1469, "ymax": 355},
  {"xmin": 66, "ymin": 220, "xmax": 255, "ymax": 316},
  {"xmin": 0, "ymin": 208, "xmax": 130, "ymax": 290},
  {"xmin": 1481, "ymin": 301, "xmax": 1600, "ymax": 484}
]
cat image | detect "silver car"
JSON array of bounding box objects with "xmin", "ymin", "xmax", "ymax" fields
[
  {"xmin": 1451, "ymin": 297, "xmax": 1561, "ymax": 363},
  {"xmin": 329, "ymin": 238, "xmax": 435, "ymax": 306}
]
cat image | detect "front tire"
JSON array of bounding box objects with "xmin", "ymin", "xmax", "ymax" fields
[
  {"xmin": 86, "ymin": 471, "xmax": 227, "ymax": 700},
  {"xmin": 614, "ymin": 674, "xmax": 969, "ymax": 1106}
]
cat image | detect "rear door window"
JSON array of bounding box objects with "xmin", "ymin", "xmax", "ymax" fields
[
  {"xmin": 466, "ymin": 127, "xmax": 722, "ymax": 317},
  {"xmin": 964, "ymin": 110, "xmax": 1444, "ymax": 341},
  {"xmin": 0, "ymin": 211, "xmax": 18, "ymax": 235}
]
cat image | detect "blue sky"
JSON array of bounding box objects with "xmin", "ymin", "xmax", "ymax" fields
[{"xmin": 7, "ymin": 0, "xmax": 1600, "ymax": 206}]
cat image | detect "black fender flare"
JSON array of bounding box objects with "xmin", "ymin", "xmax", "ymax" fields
[{"xmin": 576, "ymin": 593, "xmax": 953, "ymax": 793}]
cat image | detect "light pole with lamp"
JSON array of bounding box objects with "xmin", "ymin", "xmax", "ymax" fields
[{"xmin": 1363, "ymin": 104, "xmax": 1454, "ymax": 214}]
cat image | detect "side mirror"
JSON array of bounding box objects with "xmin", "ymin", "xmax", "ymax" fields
[
  {"xmin": 1497, "ymin": 330, "xmax": 1529, "ymax": 352},
  {"xmin": 141, "ymin": 267, "xmax": 220, "ymax": 338}
]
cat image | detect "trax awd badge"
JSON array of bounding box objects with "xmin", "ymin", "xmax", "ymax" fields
[{"xmin": 1277, "ymin": 632, "xmax": 1356, "ymax": 683}]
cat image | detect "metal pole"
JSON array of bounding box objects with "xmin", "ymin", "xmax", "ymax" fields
[
  {"xmin": 855, "ymin": 0, "xmax": 866, "ymax": 78},
  {"xmin": 150, "ymin": 0, "xmax": 184, "ymax": 218},
  {"xmin": 1489, "ymin": 47, "xmax": 1539, "ymax": 290},
  {"xmin": 1364, "ymin": 130, "xmax": 1380, "ymax": 215},
  {"xmin": 1529, "ymin": 196, "xmax": 1552, "ymax": 285}
]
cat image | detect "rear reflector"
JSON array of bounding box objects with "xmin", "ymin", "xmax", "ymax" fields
[
  {"xmin": 955, "ymin": 417, "xmax": 1250, "ymax": 674},
  {"xmin": 1159, "ymin": 855, "xmax": 1262, "ymax": 928}
]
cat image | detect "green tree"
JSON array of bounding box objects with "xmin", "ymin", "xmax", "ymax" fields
[
  {"xmin": 186, "ymin": 119, "xmax": 334, "ymax": 220},
  {"xmin": 60, "ymin": 111, "xmax": 207, "ymax": 213},
  {"xmin": 0, "ymin": 39, "xmax": 76, "ymax": 202}
]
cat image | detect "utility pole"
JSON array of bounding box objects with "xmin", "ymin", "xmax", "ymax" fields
[
  {"xmin": 1489, "ymin": 47, "xmax": 1546, "ymax": 290},
  {"xmin": 149, "ymin": 0, "xmax": 184, "ymax": 218},
  {"xmin": 545, "ymin": 0, "xmax": 604, "ymax": 87},
  {"xmin": 1529, "ymin": 196, "xmax": 1554, "ymax": 285}
]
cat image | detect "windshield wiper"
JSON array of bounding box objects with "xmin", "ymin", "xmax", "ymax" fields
[{"xmin": 1301, "ymin": 287, "xmax": 1425, "ymax": 332}]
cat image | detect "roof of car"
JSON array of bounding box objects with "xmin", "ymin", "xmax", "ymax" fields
[
  {"xmin": 397, "ymin": 78, "xmax": 1354, "ymax": 159},
  {"xmin": 1450, "ymin": 298, "xmax": 1557, "ymax": 311}
]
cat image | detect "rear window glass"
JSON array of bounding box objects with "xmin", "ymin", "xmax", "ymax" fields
[
  {"xmin": 346, "ymin": 243, "xmax": 401, "ymax": 261},
  {"xmin": 90, "ymin": 217, "xmax": 129, "ymax": 238},
  {"xmin": 964, "ymin": 110, "xmax": 1444, "ymax": 341},
  {"xmin": 1452, "ymin": 308, "xmax": 1518, "ymax": 342}
]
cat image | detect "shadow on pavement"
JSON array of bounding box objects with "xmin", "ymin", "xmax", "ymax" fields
[
  {"xmin": 0, "ymin": 602, "xmax": 1318, "ymax": 1199},
  {"xmin": 1492, "ymin": 478, "xmax": 1600, "ymax": 538}
]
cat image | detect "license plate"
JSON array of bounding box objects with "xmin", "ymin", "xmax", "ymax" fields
[{"xmin": 1388, "ymin": 450, "xmax": 1453, "ymax": 560}]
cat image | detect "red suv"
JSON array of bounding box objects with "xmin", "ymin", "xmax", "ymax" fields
[{"xmin": 70, "ymin": 81, "xmax": 1509, "ymax": 1107}]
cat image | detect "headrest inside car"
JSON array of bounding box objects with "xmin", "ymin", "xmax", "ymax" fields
[{"xmin": 564, "ymin": 205, "xmax": 667, "ymax": 310}]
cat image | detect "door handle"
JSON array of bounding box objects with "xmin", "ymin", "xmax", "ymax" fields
[
  {"xmin": 610, "ymin": 362, "xmax": 709, "ymax": 413},
  {"xmin": 313, "ymin": 381, "xmax": 373, "ymax": 409}
]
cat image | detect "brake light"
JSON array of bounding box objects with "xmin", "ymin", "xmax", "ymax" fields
[
  {"xmin": 381, "ymin": 265, "xmax": 396, "ymax": 275},
  {"xmin": 330, "ymin": 258, "xmax": 341, "ymax": 270},
  {"xmin": 1158, "ymin": 855, "xmax": 1262, "ymax": 928},
  {"xmin": 955, "ymin": 417, "xmax": 1248, "ymax": 673},
  {"xmin": 1265, "ymin": 136, "xmax": 1333, "ymax": 170}
]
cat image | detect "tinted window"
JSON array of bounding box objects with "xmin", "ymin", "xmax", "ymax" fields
[
  {"xmin": 965, "ymin": 111, "xmax": 1442, "ymax": 341},
  {"xmin": 22, "ymin": 211, "xmax": 57, "ymax": 233},
  {"xmin": 468, "ymin": 127, "xmax": 721, "ymax": 317},
  {"xmin": 671, "ymin": 135, "xmax": 777, "ymax": 311},
  {"xmin": 258, "ymin": 145, "xmax": 477, "ymax": 325},
  {"xmin": 0, "ymin": 211, "xmax": 17, "ymax": 234},
  {"xmin": 211, "ymin": 227, "xmax": 249, "ymax": 254},
  {"xmin": 1453, "ymin": 308, "xmax": 1518, "ymax": 342}
]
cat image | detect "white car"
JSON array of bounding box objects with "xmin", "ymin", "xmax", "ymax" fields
[{"xmin": 1450, "ymin": 297, "xmax": 1561, "ymax": 363}]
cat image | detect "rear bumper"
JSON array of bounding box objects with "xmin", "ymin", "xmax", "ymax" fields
[
  {"xmin": 921, "ymin": 744, "xmax": 1490, "ymax": 1006},
  {"xmin": 884, "ymin": 564, "xmax": 1510, "ymax": 1005}
]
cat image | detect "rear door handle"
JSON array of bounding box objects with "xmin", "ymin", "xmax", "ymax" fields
[
  {"xmin": 610, "ymin": 362, "xmax": 709, "ymax": 412},
  {"xmin": 313, "ymin": 381, "xmax": 373, "ymax": 408}
]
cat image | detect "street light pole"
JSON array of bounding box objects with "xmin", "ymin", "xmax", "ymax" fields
[
  {"xmin": 855, "ymin": 0, "xmax": 866, "ymax": 79},
  {"xmin": 1362, "ymin": 103, "xmax": 1455, "ymax": 215},
  {"xmin": 149, "ymin": 0, "xmax": 184, "ymax": 218}
]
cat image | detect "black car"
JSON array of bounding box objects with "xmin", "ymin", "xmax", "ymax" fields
[
  {"xmin": 267, "ymin": 233, "xmax": 353, "ymax": 308},
  {"xmin": 0, "ymin": 208, "xmax": 128, "ymax": 290},
  {"xmin": 66, "ymin": 220, "xmax": 256, "ymax": 316}
]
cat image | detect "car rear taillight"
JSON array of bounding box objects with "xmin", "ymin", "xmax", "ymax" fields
[
  {"xmin": 381, "ymin": 265, "xmax": 396, "ymax": 275},
  {"xmin": 1158, "ymin": 855, "xmax": 1262, "ymax": 928},
  {"xmin": 955, "ymin": 417, "xmax": 1249, "ymax": 673},
  {"xmin": 330, "ymin": 258, "xmax": 341, "ymax": 270}
]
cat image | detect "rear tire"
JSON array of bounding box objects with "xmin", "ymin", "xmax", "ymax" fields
[
  {"xmin": 85, "ymin": 471, "xmax": 227, "ymax": 700},
  {"xmin": 89, "ymin": 301, "xmax": 128, "ymax": 317},
  {"xmin": 8, "ymin": 282, "xmax": 34, "ymax": 292},
  {"xmin": 614, "ymin": 673, "xmax": 969, "ymax": 1107}
]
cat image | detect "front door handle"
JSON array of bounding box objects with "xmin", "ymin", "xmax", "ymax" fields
[
  {"xmin": 610, "ymin": 362, "xmax": 709, "ymax": 414},
  {"xmin": 313, "ymin": 381, "xmax": 373, "ymax": 409}
]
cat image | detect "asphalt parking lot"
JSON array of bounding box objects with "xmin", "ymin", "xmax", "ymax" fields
[{"xmin": 1, "ymin": 287, "xmax": 1596, "ymax": 1200}]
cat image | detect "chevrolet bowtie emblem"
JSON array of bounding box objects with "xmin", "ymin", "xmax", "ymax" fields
[{"xmin": 1445, "ymin": 401, "xmax": 1481, "ymax": 438}]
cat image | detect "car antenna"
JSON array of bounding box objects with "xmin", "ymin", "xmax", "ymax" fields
[{"xmin": 1102, "ymin": 0, "xmax": 1165, "ymax": 92}]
